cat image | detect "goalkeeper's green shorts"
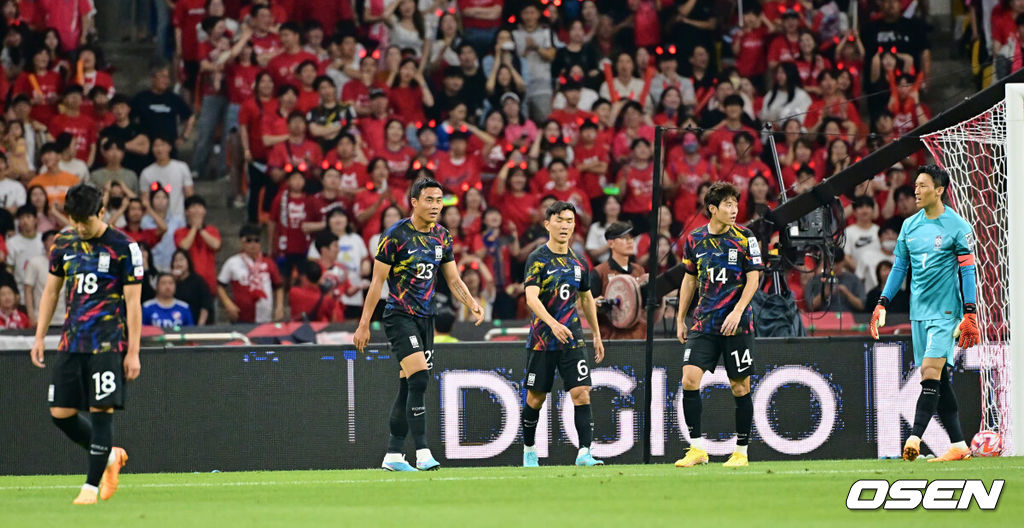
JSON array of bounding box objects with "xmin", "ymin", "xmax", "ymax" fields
[{"xmin": 911, "ymin": 319, "xmax": 957, "ymax": 367}]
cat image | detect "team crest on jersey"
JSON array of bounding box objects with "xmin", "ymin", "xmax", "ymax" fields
[
  {"xmin": 409, "ymin": 335, "xmax": 420, "ymax": 349},
  {"xmin": 964, "ymin": 232, "xmax": 976, "ymax": 252},
  {"xmin": 728, "ymin": 249, "xmax": 738, "ymax": 265},
  {"xmin": 934, "ymin": 235, "xmax": 943, "ymax": 249},
  {"xmin": 98, "ymin": 252, "xmax": 110, "ymax": 273},
  {"xmin": 574, "ymin": 266, "xmax": 581, "ymax": 281},
  {"xmin": 435, "ymin": 245, "xmax": 442, "ymax": 260}
]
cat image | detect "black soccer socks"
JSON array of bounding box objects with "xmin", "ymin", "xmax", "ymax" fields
[
  {"xmin": 574, "ymin": 404, "xmax": 594, "ymax": 448},
  {"xmin": 683, "ymin": 389, "xmax": 702, "ymax": 441},
  {"xmin": 911, "ymin": 379, "xmax": 941, "ymax": 438},
  {"xmin": 406, "ymin": 371, "xmax": 429, "ymax": 450},
  {"xmin": 937, "ymin": 365, "xmax": 965, "ymax": 444},
  {"xmin": 387, "ymin": 377, "xmax": 410, "ymax": 453},
  {"xmin": 522, "ymin": 404, "xmax": 541, "ymax": 447},
  {"xmin": 86, "ymin": 412, "xmax": 113, "ymax": 487},
  {"xmin": 53, "ymin": 414, "xmax": 92, "ymax": 450},
  {"xmin": 734, "ymin": 393, "xmax": 753, "ymax": 446}
]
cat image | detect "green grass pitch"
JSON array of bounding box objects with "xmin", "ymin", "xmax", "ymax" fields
[{"xmin": 1, "ymin": 458, "xmax": 1021, "ymax": 527}]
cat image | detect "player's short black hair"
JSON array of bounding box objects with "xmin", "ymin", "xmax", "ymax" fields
[
  {"xmin": 852, "ymin": 196, "xmax": 875, "ymax": 210},
  {"xmin": 547, "ymin": 158, "xmax": 568, "ymax": 171},
  {"xmin": 63, "ymin": 183, "xmax": 105, "ymax": 222},
  {"xmin": 313, "ymin": 75, "xmax": 335, "ymax": 91},
  {"xmin": 917, "ymin": 164, "xmax": 950, "ymax": 197},
  {"xmin": 723, "ymin": 94, "xmax": 744, "ymax": 108},
  {"xmin": 39, "ymin": 142, "xmax": 60, "ymax": 156},
  {"xmin": 184, "ymin": 195, "xmax": 206, "ymax": 209},
  {"xmin": 410, "ymin": 177, "xmax": 443, "ymax": 201},
  {"xmin": 314, "ymin": 229, "xmax": 337, "ymax": 251},
  {"xmin": 893, "ymin": 184, "xmax": 915, "ymax": 202},
  {"xmin": 15, "ymin": 204, "xmax": 35, "ymax": 218},
  {"xmin": 302, "ymin": 260, "xmax": 322, "ymax": 283},
  {"xmin": 435, "ymin": 310, "xmax": 455, "ymax": 333},
  {"xmin": 733, "ymin": 131, "xmax": 754, "ymax": 145},
  {"xmin": 545, "ymin": 200, "xmax": 577, "ymax": 220},
  {"xmin": 239, "ymin": 224, "xmax": 261, "ymax": 239},
  {"xmin": 705, "ymin": 182, "xmax": 741, "ymax": 213}
]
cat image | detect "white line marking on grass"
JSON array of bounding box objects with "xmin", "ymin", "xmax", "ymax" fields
[{"xmin": 2, "ymin": 465, "xmax": 1021, "ymax": 492}]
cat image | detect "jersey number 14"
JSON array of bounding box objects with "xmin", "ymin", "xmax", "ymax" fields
[{"xmin": 706, "ymin": 267, "xmax": 728, "ymax": 284}]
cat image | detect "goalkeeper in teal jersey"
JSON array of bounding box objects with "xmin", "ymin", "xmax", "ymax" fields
[{"xmin": 869, "ymin": 165, "xmax": 980, "ymax": 462}]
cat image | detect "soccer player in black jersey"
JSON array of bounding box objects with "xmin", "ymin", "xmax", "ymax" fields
[
  {"xmin": 674, "ymin": 182, "xmax": 763, "ymax": 468},
  {"xmin": 30, "ymin": 183, "xmax": 142, "ymax": 504},
  {"xmin": 521, "ymin": 201, "xmax": 605, "ymax": 467},
  {"xmin": 353, "ymin": 177, "xmax": 484, "ymax": 471}
]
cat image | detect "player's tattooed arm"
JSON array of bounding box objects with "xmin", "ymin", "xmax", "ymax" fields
[{"xmin": 442, "ymin": 261, "xmax": 484, "ymax": 325}]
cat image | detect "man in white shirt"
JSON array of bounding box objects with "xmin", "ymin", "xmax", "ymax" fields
[
  {"xmin": 0, "ymin": 153, "xmax": 27, "ymax": 214},
  {"xmin": 843, "ymin": 196, "xmax": 880, "ymax": 277},
  {"xmin": 6, "ymin": 205, "xmax": 45, "ymax": 297},
  {"xmin": 139, "ymin": 136, "xmax": 195, "ymax": 218},
  {"xmin": 855, "ymin": 225, "xmax": 898, "ymax": 292},
  {"xmin": 23, "ymin": 229, "xmax": 66, "ymax": 325},
  {"xmin": 512, "ymin": 3, "xmax": 557, "ymax": 123}
]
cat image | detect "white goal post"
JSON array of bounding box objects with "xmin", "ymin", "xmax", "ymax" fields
[
  {"xmin": 918, "ymin": 85, "xmax": 1024, "ymax": 455},
  {"xmin": 1005, "ymin": 84, "xmax": 1024, "ymax": 457}
]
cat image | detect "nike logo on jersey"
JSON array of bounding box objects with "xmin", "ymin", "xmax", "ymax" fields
[
  {"xmin": 63, "ymin": 254, "xmax": 76, "ymax": 261},
  {"xmin": 412, "ymin": 409, "xmax": 425, "ymax": 417},
  {"xmin": 95, "ymin": 391, "xmax": 112, "ymax": 400},
  {"xmin": 577, "ymin": 376, "xmax": 588, "ymax": 382},
  {"xmin": 546, "ymin": 269, "xmax": 559, "ymax": 275},
  {"xmin": 696, "ymin": 252, "xmax": 708, "ymax": 258}
]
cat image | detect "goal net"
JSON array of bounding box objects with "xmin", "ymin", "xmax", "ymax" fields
[{"xmin": 920, "ymin": 100, "xmax": 1013, "ymax": 454}]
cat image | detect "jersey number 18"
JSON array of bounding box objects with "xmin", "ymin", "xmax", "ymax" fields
[{"xmin": 75, "ymin": 273, "xmax": 99, "ymax": 294}]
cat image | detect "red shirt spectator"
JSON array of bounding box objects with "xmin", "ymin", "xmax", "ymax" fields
[
  {"xmin": 50, "ymin": 111, "xmax": 97, "ymax": 162},
  {"xmin": 667, "ymin": 148, "xmax": 716, "ymax": 221},
  {"xmin": 289, "ymin": 281, "xmax": 344, "ymax": 322},
  {"xmin": 121, "ymin": 225, "xmax": 161, "ymax": 249},
  {"xmin": 387, "ymin": 84, "xmax": 428, "ymax": 126},
  {"xmin": 218, "ymin": 251, "xmax": 283, "ymax": 323},
  {"xmin": 0, "ymin": 306, "xmax": 30, "ymax": 329},
  {"xmin": 734, "ymin": 24, "xmax": 769, "ymax": 78},
  {"xmin": 174, "ymin": 223, "xmax": 222, "ymax": 294},
  {"xmin": 574, "ymin": 136, "xmax": 611, "ymax": 200},
  {"xmin": 354, "ymin": 185, "xmax": 405, "ymax": 241},
  {"xmin": 619, "ymin": 162, "xmax": 654, "ymax": 215},
  {"xmin": 458, "ymin": 0, "xmax": 503, "ymax": 30},
  {"xmin": 549, "ymin": 108, "xmax": 596, "ymax": 145},
  {"xmin": 768, "ymin": 32, "xmax": 801, "ymax": 65},
  {"xmin": 239, "ymin": 96, "xmax": 277, "ymax": 162},
  {"xmin": 13, "ymin": 58, "xmax": 63, "ymax": 126},
  {"xmin": 227, "ymin": 63, "xmax": 261, "ymax": 105},
  {"xmin": 717, "ymin": 158, "xmax": 773, "ymax": 195},
  {"xmin": 250, "ymin": 32, "xmax": 282, "ymax": 59},
  {"xmin": 173, "ymin": 0, "xmax": 207, "ymax": 62},
  {"xmin": 267, "ymin": 48, "xmax": 319, "ymax": 87},
  {"xmin": 267, "ymin": 137, "xmax": 323, "ymax": 173},
  {"xmin": 33, "ymin": 0, "xmax": 94, "ymax": 52},
  {"xmin": 269, "ymin": 182, "xmax": 318, "ymax": 255},
  {"xmin": 704, "ymin": 125, "xmax": 762, "ymax": 165},
  {"xmin": 240, "ymin": 2, "xmax": 288, "ymax": 24},
  {"xmin": 376, "ymin": 143, "xmax": 417, "ymax": 192}
]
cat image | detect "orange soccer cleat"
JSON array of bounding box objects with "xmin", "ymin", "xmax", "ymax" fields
[
  {"xmin": 928, "ymin": 446, "xmax": 972, "ymax": 462},
  {"xmin": 72, "ymin": 486, "xmax": 98, "ymax": 505},
  {"xmin": 903, "ymin": 437, "xmax": 921, "ymax": 461},
  {"xmin": 99, "ymin": 447, "xmax": 128, "ymax": 500}
]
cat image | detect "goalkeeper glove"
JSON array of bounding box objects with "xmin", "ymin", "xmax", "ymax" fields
[
  {"xmin": 955, "ymin": 304, "xmax": 980, "ymax": 349},
  {"xmin": 869, "ymin": 298, "xmax": 887, "ymax": 340}
]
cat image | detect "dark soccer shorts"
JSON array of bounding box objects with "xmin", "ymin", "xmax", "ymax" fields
[
  {"xmin": 524, "ymin": 345, "xmax": 592, "ymax": 393},
  {"xmin": 49, "ymin": 352, "xmax": 125, "ymax": 409},
  {"xmin": 683, "ymin": 332, "xmax": 756, "ymax": 380},
  {"xmin": 383, "ymin": 311, "xmax": 435, "ymax": 368}
]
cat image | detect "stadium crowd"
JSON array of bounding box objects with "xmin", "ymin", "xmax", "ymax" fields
[{"xmin": 0, "ymin": 0, "xmax": 1013, "ymax": 330}]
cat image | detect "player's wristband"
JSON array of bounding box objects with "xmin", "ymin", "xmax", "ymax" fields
[
  {"xmin": 964, "ymin": 303, "xmax": 977, "ymax": 314},
  {"xmin": 877, "ymin": 297, "xmax": 889, "ymax": 309}
]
